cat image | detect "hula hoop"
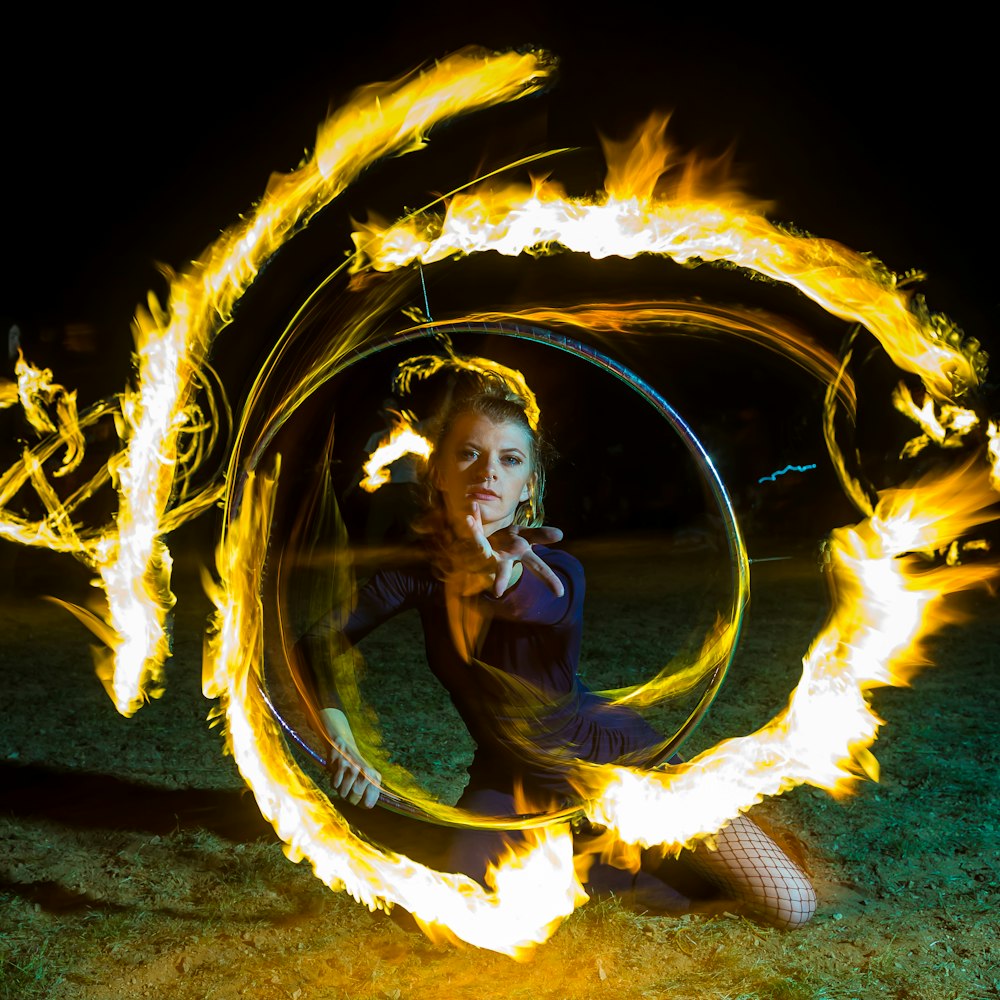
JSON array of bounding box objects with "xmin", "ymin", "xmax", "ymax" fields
[{"xmin": 242, "ymin": 319, "xmax": 750, "ymax": 828}]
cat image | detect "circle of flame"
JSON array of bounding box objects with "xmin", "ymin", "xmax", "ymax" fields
[{"xmin": 13, "ymin": 47, "xmax": 990, "ymax": 956}]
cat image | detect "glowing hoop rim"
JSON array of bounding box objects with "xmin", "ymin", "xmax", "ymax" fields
[{"xmin": 245, "ymin": 318, "xmax": 750, "ymax": 828}]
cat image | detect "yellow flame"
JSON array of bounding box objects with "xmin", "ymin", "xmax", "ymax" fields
[
  {"xmin": 986, "ymin": 421, "xmax": 1000, "ymax": 491},
  {"xmin": 0, "ymin": 380, "xmax": 16, "ymax": 409},
  {"xmin": 203, "ymin": 464, "xmax": 587, "ymax": 956},
  {"xmin": 4, "ymin": 46, "xmax": 999, "ymax": 955},
  {"xmin": 581, "ymin": 456, "xmax": 998, "ymax": 849},
  {"xmin": 218, "ymin": 66, "xmax": 997, "ymax": 943},
  {"xmin": 359, "ymin": 419, "xmax": 431, "ymax": 493},
  {"xmin": 893, "ymin": 382, "xmax": 979, "ymax": 458},
  {"xmin": 0, "ymin": 395, "xmax": 120, "ymax": 553},
  {"xmin": 15, "ymin": 47, "xmax": 552, "ymax": 718},
  {"xmin": 352, "ymin": 116, "xmax": 983, "ymax": 404},
  {"xmin": 392, "ymin": 350, "xmax": 543, "ymax": 430},
  {"xmin": 6, "ymin": 351, "xmax": 86, "ymax": 476}
]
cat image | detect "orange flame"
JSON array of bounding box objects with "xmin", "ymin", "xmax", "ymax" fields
[
  {"xmin": 203, "ymin": 464, "xmax": 587, "ymax": 956},
  {"xmin": 893, "ymin": 382, "xmax": 979, "ymax": 458},
  {"xmin": 359, "ymin": 418, "xmax": 431, "ymax": 493},
  {"xmin": 352, "ymin": 116, "xmax": 984, "ymax": 404},
  {"xmin": 0, "ymin": 47, "xmax": 553, "ymax": 718},
  {"xmin": 190, "ymin": 73, "xmax": 1000, "ymax": 949},
  {"xmin": 581, "ymin": 456, "xmax": 998, "ymax": 849},
  {"xmin": 3, "ymin": 46, "xmax": 998, "ymax": 955}
]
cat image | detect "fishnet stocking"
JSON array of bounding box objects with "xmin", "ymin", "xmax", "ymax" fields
[{"xmin": 684, "ymin": 812, "xmax": 817, "ymax": 928}]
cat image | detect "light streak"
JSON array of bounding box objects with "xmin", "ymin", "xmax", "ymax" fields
[
  {"xmin": 358, "ymin": 423, "xmax": 431, "ymax": 493},
  {"xmin": 2, "ymin": 46, "xmax": 997, "ymax": 955},
  {"xmin": 758, "ymin": 463, "xmax": 818, "ymax": 484}
]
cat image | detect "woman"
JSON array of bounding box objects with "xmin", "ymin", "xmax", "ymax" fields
[{"xmin": 296, "ymin": 374, "xmax": 817, "ymax": 929}]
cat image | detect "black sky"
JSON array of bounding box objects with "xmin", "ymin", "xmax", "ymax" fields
[{"xmin": 4, "ymin": 11, "xmax": 997, "ymax": 410}]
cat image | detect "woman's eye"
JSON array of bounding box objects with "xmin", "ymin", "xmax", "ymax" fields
[
  {"xmin": 502, "ymin": 455, "xmax": 522, "ymax": 466},
  {"xmin": 457, "ymin": 448, "xmax": 477, "ymax": 462}
]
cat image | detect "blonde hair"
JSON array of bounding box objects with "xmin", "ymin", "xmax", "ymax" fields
[{"xmin": 423, "ymin": 375, "xmax": 550, "ymax": 529}]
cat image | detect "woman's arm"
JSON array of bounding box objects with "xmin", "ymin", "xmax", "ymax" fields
[
  {"xmin": 292, "ymin": 628, "xmax": 384, "ymax": 810},
  {"xmin": 443, "ymin": 504, "xmax": 581, "ymax": 627},
  {"xmin": 291, "ymin": 570, "xmax": 416, "ymax": 809},
  {"xmin": 481, "ymin": 542, "xmax": 581, "ymax": 626}
]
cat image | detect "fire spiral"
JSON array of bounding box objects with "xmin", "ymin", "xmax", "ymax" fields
[{"xmin": 1, "ymin": 46, "xmax": 996, "ymax": 957}]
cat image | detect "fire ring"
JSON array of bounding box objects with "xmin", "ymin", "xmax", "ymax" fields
[{"xmin": 244, "ymin": 318, "xmax": 749, "ymax": 828}]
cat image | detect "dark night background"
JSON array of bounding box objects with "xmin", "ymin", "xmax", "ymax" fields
[
  {"xmin": 5, "ymin": 13, "xmax": 997, "ymax": 355},
  {"xmin": 2, "ymin": 13, "xmax": 1000, "ymax": 998},
  {"xmin": 2, "ymin": 9, "xmax": 998, "ymax": 547}
]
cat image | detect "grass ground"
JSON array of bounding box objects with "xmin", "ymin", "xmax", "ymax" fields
[{"xmin": 1, "ymin": 531, "xmax": 998, "ymax": 999}]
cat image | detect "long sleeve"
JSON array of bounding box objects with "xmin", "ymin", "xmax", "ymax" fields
[
  {"xmin": 292, "ymin": 567, "xmax": 425, "ymax": 711},
  {"xmin": 481, "ymin": 547, "xmax": 584, "ymax": 627}
]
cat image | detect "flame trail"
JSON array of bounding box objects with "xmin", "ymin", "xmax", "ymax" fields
[
  {"xmin": 2, "ymin": 46, "xmax": 997, "ymax": 955},
  {"xmin": 581, "ymin": 455, "xmax": 998, "ymax": 847},
  {"xmin": 359, "ymin": 421, "xmax": 432, "ymax": 493},
  {"xmin": 203, "ymin": 463, "xmax": 587, "ymax": 957},
  {"xmin": 16, "ymin": 48, "xmax": 553, "ymax": 717},
  {"xmin": 202, "ymin": 85, "xmax": 1000, "ymax": 949},
  {"xmin": 352, "ymin": 113, "xmax": 986, "ymax": 404}
]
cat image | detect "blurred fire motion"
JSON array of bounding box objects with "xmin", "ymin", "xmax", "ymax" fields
[
  {"xmin": 359, "ymin": 421, "xmax": 431, "ymax": 493},
  {"xmin": 2, "ymin": 46, "xmax": 997, "ymax": 955}
]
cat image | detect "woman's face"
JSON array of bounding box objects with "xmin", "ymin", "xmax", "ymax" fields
[{"xmin": 434, "ymin": 412, "xmax": 534, "ymax": 535}]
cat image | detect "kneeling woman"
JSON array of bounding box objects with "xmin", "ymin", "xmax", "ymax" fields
[{"xmin": 296, "ymin": 375, "xmax": 816, "ymax": 930}]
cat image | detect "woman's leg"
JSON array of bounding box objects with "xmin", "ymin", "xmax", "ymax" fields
[
  {"xmin": 450, "ymin": 781, "xmax": 694, "ymax": 915},
  {"xmin": 680, "ymin": 812, "xmax": 817, "ymax": 929},
  {"xmin": 447, "ymin": 786, "xmax": 524, "ymax": 883}
]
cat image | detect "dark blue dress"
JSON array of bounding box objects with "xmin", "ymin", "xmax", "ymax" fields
[
  {"xmin": 340, "ymin": 544, "xmax": 668, "ymax": 808},
  {"xmin": 334, "ymin": 545, "xmax": 703, "ymax": 911}
]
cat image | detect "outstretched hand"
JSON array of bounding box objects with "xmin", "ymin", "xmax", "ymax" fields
[{"xmin": 462, "ymin": 503, "xmax": 565, "ymax": 598}]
